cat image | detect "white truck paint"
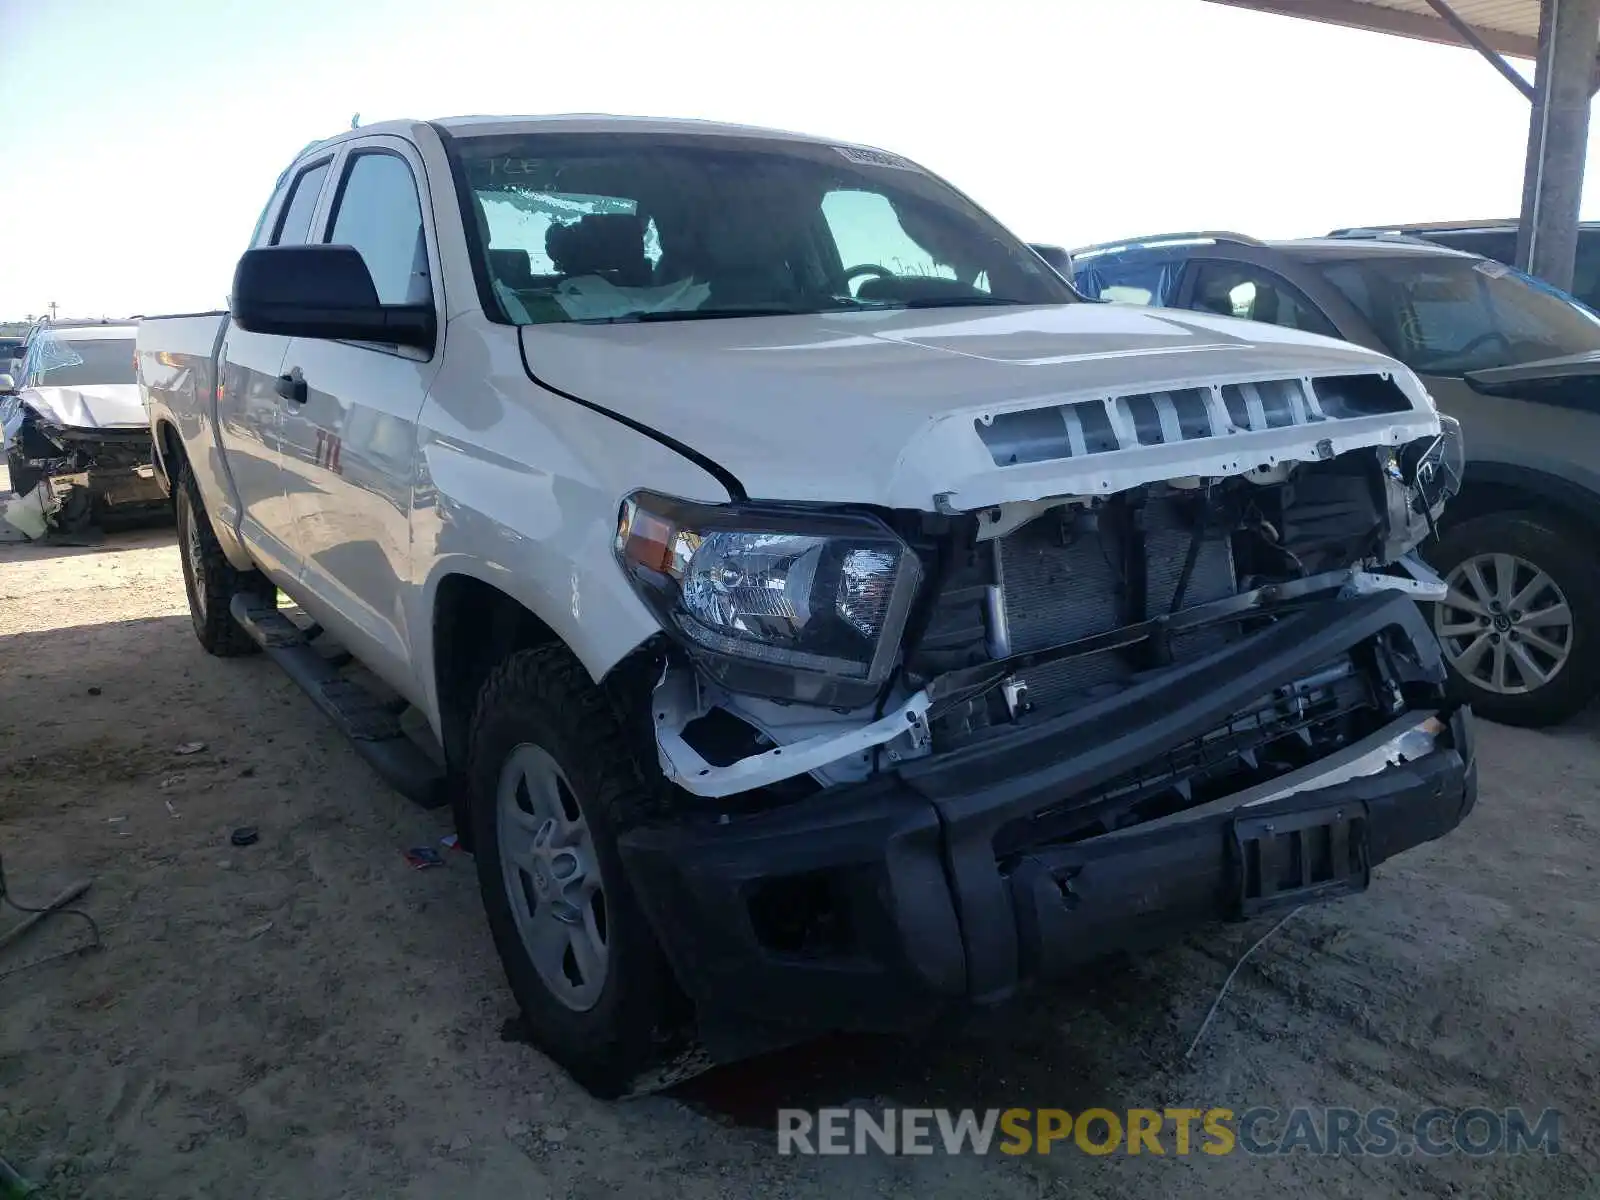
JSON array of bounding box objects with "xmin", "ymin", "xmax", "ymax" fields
[
  {"xmin": 137, "ymin": 115, "xmax": 1475, "ymax": 1095},
  {"xmin": 136, "ymin": 112, "xmax": 1451, "ymax": 794}
]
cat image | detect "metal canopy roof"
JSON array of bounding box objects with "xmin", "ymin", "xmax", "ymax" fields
[
  {"xmin": 1198, "ymin": 0, "xmax": 1600, "ymax": 295},
  {"xmin": 1206, "ymin": 0, "xmax": 1543, "ymax": 59}
]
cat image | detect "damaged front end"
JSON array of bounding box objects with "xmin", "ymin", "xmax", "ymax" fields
[
  {"xmin": 2, "ymin": 401, "xmax": 165, "ymax": 537},
  {"xmin": 609, "ymin": 365, "xmax": 1473, "ymax": 1045}
]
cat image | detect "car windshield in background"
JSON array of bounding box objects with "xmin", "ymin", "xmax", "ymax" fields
[
  {"xmin": 30, "ymin": 334, "xmax": 137, "ymax": 386},
  {"xmin": 1309, "ymin": 255, "xmax": 1600, "ymax": 375},
  {"xmin": 452, "ymin": 133, "xmax": 1074, "ymax": 324}
]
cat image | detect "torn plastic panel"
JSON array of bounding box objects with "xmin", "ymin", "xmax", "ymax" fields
[
  {"xmin": 973, "ymin": 373, "xmax": 1414, "ymax": 467},
  {"xmin": 653, "ymin": 560, "xmax": 1446, "ymax": 800},
  {"xmin": 653, "ymin": 664, "xmax": 932, "ymax": 800},
  {"xmin": 912, "ymin": 366, "xmax": 1441, "ymax": 516}
]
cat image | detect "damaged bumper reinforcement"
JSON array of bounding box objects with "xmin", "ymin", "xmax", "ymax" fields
[
  {"xmin": 652, "ymin": 554, "xmax": 1448, "ymax": 799},
  {"xmin": 620, "ymin": 589, "xmax": 1475, "ymax": 1049}
]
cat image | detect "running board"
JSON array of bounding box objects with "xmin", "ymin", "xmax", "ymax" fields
[{"xmin": 229, "ymin": 596, "xmax": 448, "ymax": 810}]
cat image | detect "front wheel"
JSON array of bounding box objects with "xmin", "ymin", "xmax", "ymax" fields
[
  {"xmin": 468, "ymin": 645, "xmax": 691, "ymax": 1097},
  {"xmin": 1426, "ymin": 511, "xmax": 1600, "ymax": 727}
]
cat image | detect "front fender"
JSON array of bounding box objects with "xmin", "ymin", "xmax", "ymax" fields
[{"xmin": 406, "ymin": 327, "xmax": 731, "ymax": 732}]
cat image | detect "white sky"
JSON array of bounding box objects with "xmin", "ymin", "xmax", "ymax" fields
[{"xmin": 0, "ymin": 0, "xmax": 1583, "ymax": 319}]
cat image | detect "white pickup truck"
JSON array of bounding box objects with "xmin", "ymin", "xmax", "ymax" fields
[{"xmin": 138, "ymin": 114, "xmax": 1476, "ymax": 1097}]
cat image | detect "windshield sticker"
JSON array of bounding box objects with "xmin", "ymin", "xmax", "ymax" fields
[
  {"xmin": 487, "ymin": 157, "xmax": 550, "ymax": 180},
  {"xmin": 1474, "ymin": 259, "xmax": 1512, "ymax": 279},
  {"xmin": 834, "ymin": 145, "xmax": 918, "ymax": 171}
]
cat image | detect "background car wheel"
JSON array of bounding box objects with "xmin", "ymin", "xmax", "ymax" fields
[
  {"xmin": 1427, "ymin": 510, "xmax": 1600, "ymax": 728},
  {"xmin": 174, "ymin": 464, "xmax": 273, "ymax": 657},
  {"xmin": 468, "ymin": 644, "xmax": 690, "ymax": 1097}
]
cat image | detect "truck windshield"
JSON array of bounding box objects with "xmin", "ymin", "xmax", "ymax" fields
[
  {"xmin": 28, "ymin": 333, "xmax": 137, "ymax": 387},
  {"xmin": 1309, "ymin": 254, "xmax": 1600, "ymax": 375},
  {"xmin": 451, "ymin": 132, "xmax": 1075, "ymax": 324}
]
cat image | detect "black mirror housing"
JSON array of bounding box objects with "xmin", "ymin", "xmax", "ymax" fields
[
  {"xmin": 230, "ymin": 245, "xmax": 435, "ymax": 350},
  {"xmin": 1028, "ymin": 243, "xmax": 1074, "ymax": 280}
]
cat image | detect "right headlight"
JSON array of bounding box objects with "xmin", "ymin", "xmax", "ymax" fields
[{"xmin": 614, "ymin": 491, "xmax": 923, "ymax": 706}]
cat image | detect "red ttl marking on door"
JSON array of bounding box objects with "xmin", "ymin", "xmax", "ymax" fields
[{"xmin": 314, "ymin": 429, "xmax": 343, "ymax": 474}]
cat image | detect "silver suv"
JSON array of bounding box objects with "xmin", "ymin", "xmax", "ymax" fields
[{"xmin": 1072, "ymin": 231, "xmax": 1600, "ymax": 728}]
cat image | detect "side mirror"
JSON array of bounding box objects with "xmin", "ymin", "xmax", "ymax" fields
[
  {"xmin": 1028, "ymin": 243, "xmax": 1074, "ymax": 281},
  {"xmin": 230, "ymin": 245, "xmax": 435, "ymax": 350},
  {"xmin": 0, "ymin": 374, "xmax": 15, "ymax": 395}
]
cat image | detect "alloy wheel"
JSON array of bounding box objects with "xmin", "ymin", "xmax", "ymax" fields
[{"xmin": 1434, "ymin": 552, "xmax": 1573, "ymax": 695}]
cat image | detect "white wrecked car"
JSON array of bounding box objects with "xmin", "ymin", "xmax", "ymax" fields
[
  {"xmin": 1, "ymin": 319, "xmax": 164, "ymax": 535},
  {"xmin": 139, "ymin": 115, "xmax": 1475, "ymax": 1098}
]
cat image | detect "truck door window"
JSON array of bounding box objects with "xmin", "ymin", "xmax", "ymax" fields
[
  {"xmin": 1185, "ymin": 263, "xmax": 1338, "ymax": 337},
  {"xmin": 273, "ymin": 162, "xmax": 330, "ymax": 247},
  {"xmin": 325, "ymin": 153, "xmax": 431, "ymax": 306}
]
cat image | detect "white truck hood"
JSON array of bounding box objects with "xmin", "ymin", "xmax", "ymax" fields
[
  {"xmin": 19, "ymin": 384, "xmax": 147, "ymax": 432},
  {"xmin": 520, "ymin": 303, "xmax": 1441, "ymax": 511}
]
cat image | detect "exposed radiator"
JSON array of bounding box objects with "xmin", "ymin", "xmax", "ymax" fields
[{"xmin": 998, "ymin": 498, "xmax": 1236, "ymax": 709}]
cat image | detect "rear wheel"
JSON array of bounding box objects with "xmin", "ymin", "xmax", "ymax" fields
[
  {"xmin": 1427, "ymin": 511, "xmax": 1600, "ymax": 727},
  {"xmin": 175, "ymin": 464, "xmax": 273, "ymax": 657},
  {"xmin": 468, "ymin": 645, "xmax": 690, "ymax": 1097}
]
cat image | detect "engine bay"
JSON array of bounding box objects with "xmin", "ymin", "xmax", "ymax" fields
[{"xmin": 651, "ymin": 430, "xmax": 1463, "ymax": 820}]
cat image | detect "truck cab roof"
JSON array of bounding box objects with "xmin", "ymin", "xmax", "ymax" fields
[{"xmin": 287, "ymin": 113, "xmax": 882, "ymax": 170}]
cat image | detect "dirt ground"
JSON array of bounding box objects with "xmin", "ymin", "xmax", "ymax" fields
[{"xmin": 1, "ymin": 525, "xmax": 1597, "ymax": 1200}]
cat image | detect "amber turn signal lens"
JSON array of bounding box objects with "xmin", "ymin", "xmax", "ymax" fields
[{"xmin": 619, "ymin": 505, "xmax": 677, "ymax": 574}]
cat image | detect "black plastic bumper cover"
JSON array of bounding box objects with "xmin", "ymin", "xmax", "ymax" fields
[{"xmin": 617, "ymin": 591, "xmax": 1477, "ymax": 1040}]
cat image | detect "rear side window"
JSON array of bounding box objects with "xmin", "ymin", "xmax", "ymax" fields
[
  {"xmin": 1185, "ymin": 262, "xmax": 1340, "ymax": 337},
  {"xmin": 1072, "ymin": 255, "xmax": 1180, "ymax": 306},
  {"xmin": 1428, "ymin": 229, "xmax": 1516, "ymax": 266},
  {"xmin": 273, "ymin": 161, "xmax": 330, "ymax": 246},
  {"xmin": 326, "ymin": 153, "xmax": 431, "ymax": 306}
]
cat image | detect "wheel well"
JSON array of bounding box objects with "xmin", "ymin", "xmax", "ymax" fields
[
  {"xmin": 1444, "ymin": 475, "xmax": 1600, "ymax": 539},
  {"xmin": 432, "ymin": 574, "xmax": 562, "ymax": 790},
  {"xmin": 154, "ymin": 419, "xmax": 184, "ymax": 499}
]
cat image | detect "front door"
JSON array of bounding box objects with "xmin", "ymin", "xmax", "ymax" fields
[
  {"xmin": 278, "ymin": 138, "xmax": 443, "ymax": 697},
  {"xmin": 217, "ymin": 155, "xmax": 335, "ymax": 581}
]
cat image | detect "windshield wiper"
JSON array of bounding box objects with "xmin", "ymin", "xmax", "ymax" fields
[
  {"xmin": 582, "ymin": 306, "xmax": 820, "ymax": 324},
  {"xmin": 892, "ymin": 296, "xmax": 1037, "ymax": 310}
]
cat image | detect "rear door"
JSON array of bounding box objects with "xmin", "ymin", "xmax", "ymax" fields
[
  {"xmin": 277, "ymin": 136, "xmax": 444, "ymax": 695},
  {"xmin": 216, "ymin": 155, "xmax": 335, "ymax": 581}
]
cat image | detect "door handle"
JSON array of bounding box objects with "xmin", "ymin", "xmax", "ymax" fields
[{"xmin": 274, "ymin": 372, "xmax": 307, "ymax": 403}]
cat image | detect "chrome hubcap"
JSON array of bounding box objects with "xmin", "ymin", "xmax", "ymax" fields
[
  {"xmin": 1435, "ymin": 552, "xmax": 1573, "ymax": 695},
  {"xmin": 496, "ymin": 744, "xmax": 608, "ymax": 1011}
]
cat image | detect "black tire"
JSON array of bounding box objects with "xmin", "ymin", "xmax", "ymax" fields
[
  {"xmin": 467, "ymin": 644, "xmax": 689, "ymax": 1097},
  {"xmin": 1425, "ymin": 510, "xmax": 1600, "ymax": 728},
  {"xmin": 174, "ymin": 464, "xmax": 273, "ymax": 657}
]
